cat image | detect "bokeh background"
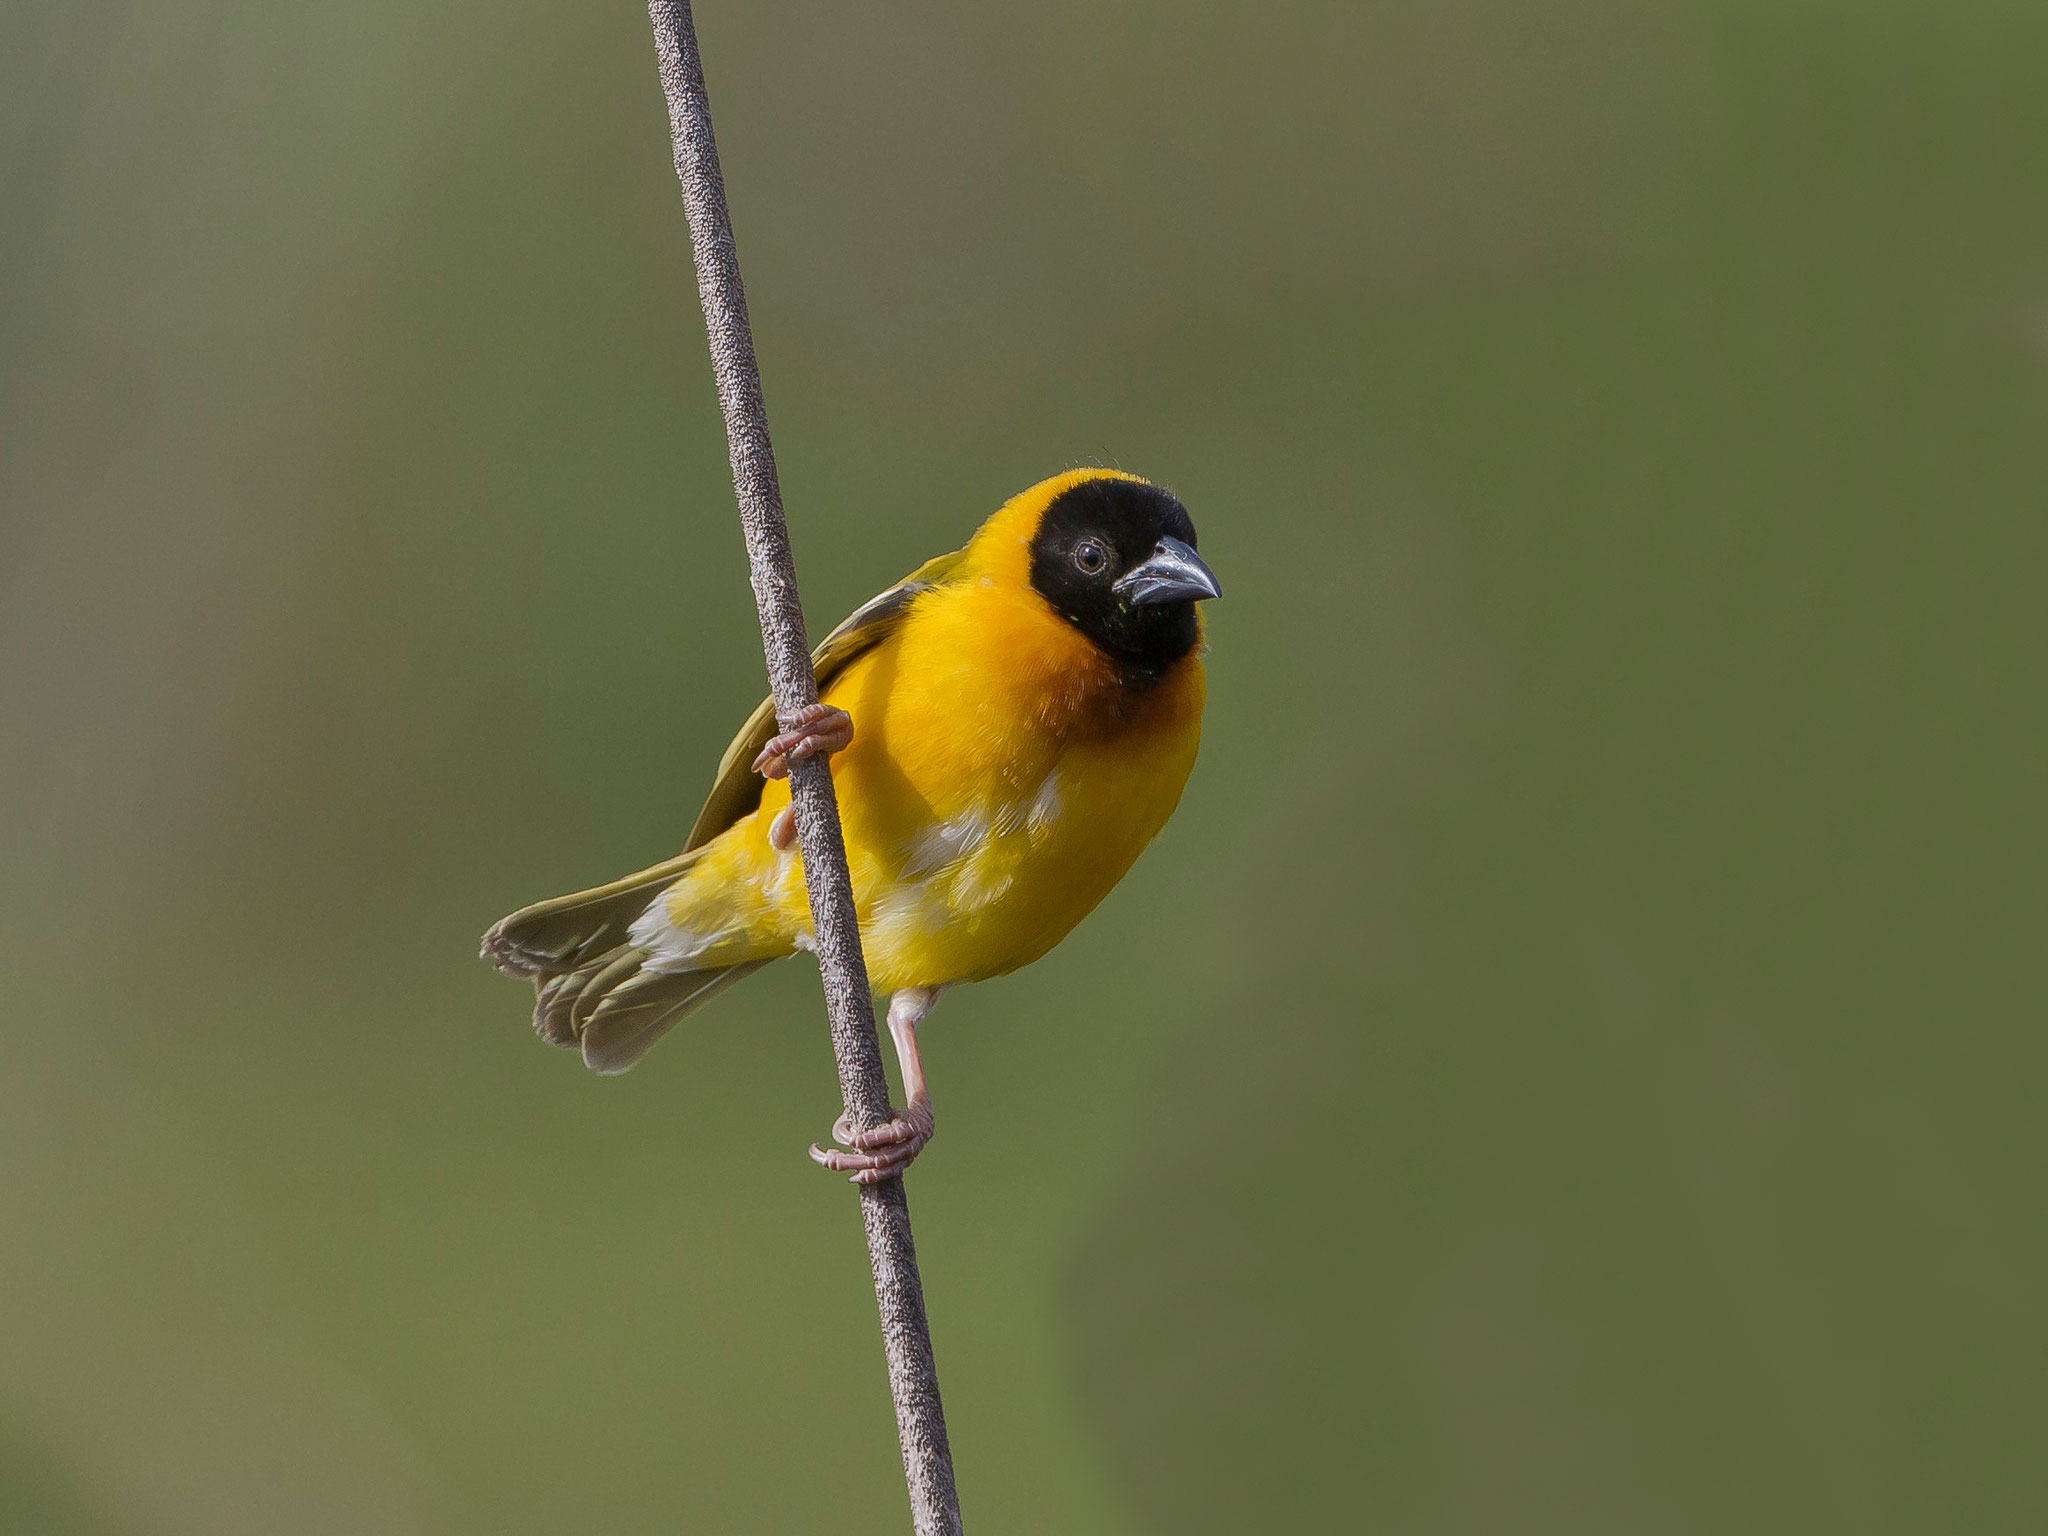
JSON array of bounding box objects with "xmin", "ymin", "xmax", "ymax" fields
[{"xmin": 5, "ymin": 0, "xmax": 2046, "ymax": 1531}]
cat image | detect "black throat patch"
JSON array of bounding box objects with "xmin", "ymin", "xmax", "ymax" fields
[{"xmin": 1028, "ymin": 477, "xmax": 1202, "ymax": 681}]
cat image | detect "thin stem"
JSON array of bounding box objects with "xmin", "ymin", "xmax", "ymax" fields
[{"xmin": 643, "ymin": 5, "xmax": 962, "ymax": 1533}]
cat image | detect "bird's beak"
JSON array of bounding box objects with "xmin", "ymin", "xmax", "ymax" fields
[{"xmin": 1114, "ymin": 536, "xmax": 1222, "ymax": 606}]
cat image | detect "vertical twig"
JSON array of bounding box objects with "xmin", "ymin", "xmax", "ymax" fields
[{"xmin": 645, "ymin": 5, "xmax": 963, "ymax": 1533}]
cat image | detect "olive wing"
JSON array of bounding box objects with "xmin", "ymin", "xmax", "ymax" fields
[
  {"xmin": 682, "ymin": 546, "xmax": 968, "ymax": 851},
  {"xmin": 481, "ymin": 546, "xmax": 968, "ymax": 984}
]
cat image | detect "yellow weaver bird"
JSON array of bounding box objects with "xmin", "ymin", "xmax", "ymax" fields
[{"xmin": 482, "ymin": 468, "xmax": 1219, "ymax": 1180}]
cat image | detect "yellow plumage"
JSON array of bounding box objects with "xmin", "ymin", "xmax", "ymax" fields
[
  {"xmin": 654, "ymin": 469, "xmax": 1205, "ymax": 991},
  {"xmin": 484, "ymin": 467, "xmax": 1217, "ymax": 1176}
]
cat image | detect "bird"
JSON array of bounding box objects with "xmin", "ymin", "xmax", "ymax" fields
[{"xmin": 481, "ymin": 467, "xmax": 1219, "ymax": 1181}]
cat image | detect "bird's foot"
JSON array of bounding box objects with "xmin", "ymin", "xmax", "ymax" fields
[
  {"xmin": 808, "ymin": 1097, "xmax": 934, "ymax": 1185},
  {"xmin": 753, "ymin": 704, "xmax": 853, "ymax": 780}
]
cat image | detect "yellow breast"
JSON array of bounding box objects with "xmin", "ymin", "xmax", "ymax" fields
[{"xmin": 649, "ymin": 514, "xmax": 1207, "ymax": 993}]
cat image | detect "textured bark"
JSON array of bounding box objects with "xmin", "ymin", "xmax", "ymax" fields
[{"xmin": 645, "ymin": 5, "xmax": 963, "ymax": 1533}]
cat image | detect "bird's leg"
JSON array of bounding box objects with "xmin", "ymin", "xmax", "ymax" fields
[
  {"xmin": 754, "ymin": 702, "xmax": 854, "ymax": 781},
  {"xmin": 810, "ymin": 986, "xmax": 943, "ymax": 1184},
  {"xmin": 760, "ymin": 704, "xmax": 854, "ymax": 851}
]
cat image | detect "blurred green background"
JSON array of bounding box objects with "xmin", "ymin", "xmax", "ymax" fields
[{"xmin": 4, "ymin": 0, "xmax": 2045, "ymax": 1531}]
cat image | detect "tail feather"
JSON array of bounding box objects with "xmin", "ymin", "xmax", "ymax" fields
[
  {"xmin": 480, "ymin": 849, "xmax": 704, "ymax": 980},
  {"xmin": 533, "ymin": 947, "xmax": 644, "ymax": 1046},
  {"xmin": 578, "ymin": 960, "xmax": 767, "ymax": 1074},
  {"xmin": 482, "ymin": 850, "xmax": 771, "ymax": 1072}
]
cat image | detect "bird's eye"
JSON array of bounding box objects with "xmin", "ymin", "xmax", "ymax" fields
[{"xmin": 1073, "ymin": 540, "xmax": 1109, "ymax": 575}]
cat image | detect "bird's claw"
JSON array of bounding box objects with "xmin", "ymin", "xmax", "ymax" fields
[
  {"xmin": 808, "ymin": 1098, "xmax": 935, "ymax": 1184},
  {"xmin": 754, "ymin": 704, "xmax": 854, "ymax": 780}
]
